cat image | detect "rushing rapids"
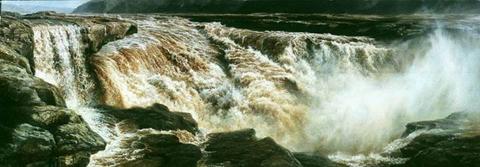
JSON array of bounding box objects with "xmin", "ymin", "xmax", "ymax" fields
[
  {"xmin": 91, "ymin": 18, "xmax": 396, "ymax": 152},
  {"xmin": 28, "ymin": 15, "xmax": 480, "ymax": 166}
]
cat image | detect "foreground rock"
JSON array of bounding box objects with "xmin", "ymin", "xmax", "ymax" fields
[
  {"xmin": 200, "ymin": 129, "xmax": 303, "ymax": 167},
  {"xmin": 396, "ymin": 112, "xmax": 480, "ymax": 167},
  {"xmin": 133, "ymin": 134, "xmax": 200, "ymax": 167},
  {"xmin": 91, "ymin": 130, "xmax": 202, "ymax": 167},
  {"xmin": 91, "ymin": 104, "xmax": 341, "ymax": 167},
  {"xmin": 98, "ymin": 103, "xmax": 199, "ymax": 134},
  {"xmin": 0, "ymin": 39, "xmax": 103, "ymax": 165},
  {"xmin": 199, "ymin": 129, "xmax": 343, "ymax": 167},
  {"xmin": 0, "ymin": 59, "xmax": 65, "ymax": 107},
  {"xmin": 0, "ymin": 106, "xmax": 105, "ymax": 166},
  {"xmin": 88, "ymin": 104, "xmax": 202, "ymax": 166},
  {"xmin": 293, "ymin": 153, "xmax": 346, "ymax": 167}
]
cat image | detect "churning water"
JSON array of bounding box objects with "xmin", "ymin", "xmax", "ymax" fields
[{"xmin": 30, "ymin": 16, "xmax": 480, "ymax": 166}]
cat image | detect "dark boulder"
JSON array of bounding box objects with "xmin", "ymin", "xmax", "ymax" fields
[
  {"xmin": 293, "ymin": 153, "xmax": 346, "ymax": 167},
  {"xmin": 92, "ymin": 130, "xmax": 202, "ymax": 167},
  {"xmin": 201, "ymin": 129, "xmax": 303, "ymax": 167},
  {"xmin": 0, "ymin": 106, "xmax": 106, "ymax": 166},
  {"xmin": 123, "ymin": 133, "xmax": 202, "ymax": 167},
  {"xmin": 99, "ymin": 103, "xmax": 199, "ymax": 134},
  {"xmin": 401, "ymin": 112, "xmax": 474, "ymax": 137},
  {"xmin": 396, "ymin": 112, "xmax": 480, "ymax": 167},
  {"xmin": 51, "ymin": 107, "xmax": 106, "ymax": 166},
  {"xmin": 0, "ymin": 124, "xmax": 55, "ymax": 166},
  {"xmin": 398, "ymin": 133, "xmax": 480, "ymax": 167},
  {"xmin": 0, "ymin": 62, "xmax": 66, "ymax": 107}
]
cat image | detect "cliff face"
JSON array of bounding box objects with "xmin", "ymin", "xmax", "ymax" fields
[{"xmin": 74, "ymin": 0, "xmax": 480, "ymax": 14}]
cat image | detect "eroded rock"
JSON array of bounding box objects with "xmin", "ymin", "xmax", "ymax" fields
[
  {"xmin": 0, "ymin": 54, "xmax": 65, "ymax": 107},
  {"xmin": 0, "ymin": 124, "xmax": 55, "ymax": 166},
  {"xmin": 99, "ymin": 103, "xmax": 199, "ymax": 134},
  {"xmin": 121, "ymin": 133, "xmax": 201, "ymax": 167},
  {"xmin": 396, "ymin": 112, "xmax": 480, "ymax": 167},
  {"xmin": 0, "ymin": 106, "xmax": 106, "ymax": 166},
  {"xmin": 201, "ymin": 129, "xmax": 303, "ymax": 167},
  {"xmin": 293, "ymin": 153, "xmax": 346, "ymax": 167}
]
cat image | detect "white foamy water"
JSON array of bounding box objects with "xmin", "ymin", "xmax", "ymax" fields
[
  {"xmin": 91, "ymin": 19, "xmax": 396, "ymax": 152},
  {"xmin": 33, "ymin": 25, "xmax": 96, "ymax": 108},
  {"xmin": 30, "ymin": 16, "xmax": 480, "ymax": 166},
  {"xmin": 313, "ymin": 28, "xmax": 480, "ymax": 151},
  {"xmin": 93, "ymin": 18, "xmax": 480, "ymax": 154},
  {"xmin": 32, "ymin": 24, "xmax": 116, "ymax": 143}
]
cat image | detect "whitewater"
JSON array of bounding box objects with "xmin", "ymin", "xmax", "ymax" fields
[{"xmin": 30, "ymin": 15, "xmax": 480, "ymax": 166}]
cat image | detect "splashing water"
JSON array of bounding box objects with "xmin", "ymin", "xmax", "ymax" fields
[
  {"xmin": 305, "ymin": 28, "xmax": 480, "ymax": 154},
  {"xmin": 30, "ymin": 16, "xmax": 480, "ymax": 166},
  {"xmin": 32, "ymin": 25, "xmax": 116, "ymax": 142},
  {"xmin": 92, "ymin": 18, "xmax": 480, "ymax": 155},
  {"xmin": 91, "ymin": 18, "xmax": 395, "ymax": 152},
  {"xmin": 33, "ymin": 25, "xmax": 96, "ymax": 107}
]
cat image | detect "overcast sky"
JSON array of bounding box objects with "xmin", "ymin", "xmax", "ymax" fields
[{"xmin": 3, "ymin": 0, "xmax": 89, "ymax": 13}]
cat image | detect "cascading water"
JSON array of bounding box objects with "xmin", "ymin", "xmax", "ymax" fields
[
  {"xmin": 32, "ymin": 24, "xmax": 116, "ymax": 142},
  {"xmin": 33, "ymin": 25, "xmax": 94, "ymax": 107},
  {"xmin": 91, "ymin": 18, "xmax": 396, "ymax": 153},
  {"xmin": 29, "ymin": 16, "xmax": 480, "ymax": 167}
]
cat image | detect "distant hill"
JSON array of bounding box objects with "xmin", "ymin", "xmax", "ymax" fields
[{"xmin": 74, "ymin": 0, "xmax": 480, "ymax": 14}]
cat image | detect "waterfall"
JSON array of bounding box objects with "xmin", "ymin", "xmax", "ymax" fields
[
  {"xmin": 33, "ymin": 25, "xmax": 95, "ymax": 107},
  {"xmin": 90, "ymin": 17, "xmax": 480, "ymax": 156},
  {"xmin": 30, "ymin": 17, "xmax": 480, "ymax": 166},
  {"xmin": 32, "ymin": 25, "xmax": 116, "ymax": 141},
  {"xmin": 91, "ymin": 18, "xmax": 395, "ymax": 152}
]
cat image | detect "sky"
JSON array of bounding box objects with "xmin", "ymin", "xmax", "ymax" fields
[{"xmin": 3, "ymin": 0, "xmax": 88, "ymax": 13}]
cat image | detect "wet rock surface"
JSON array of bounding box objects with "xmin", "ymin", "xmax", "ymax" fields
[
  {"xmin": 395, "ymin": 112, "xmax": 480, "ymax": 167},
  {"xmin": 3, "ymin": 124, "xmax": 56, "ymax": 165},
  {"xmin": 200, "ymin": 129, "xmax": 303, "ymax": 167},
  {"xmin": 0, "ymin": 106, "xmax": 106, "ymax": 166},
  {"xmin": 132, "ymin": 134, "xmax": 201, "ymax": 167},
  {"xmin": 0, "ymin": 14, "xmax": 35, "ymax": 71},
  {"xmin": 88, "ymin": 104, "xmax": 202, "ymax": 166},
  {"xmin": 293, "ymin": 153, "xmax": 346, "ymax": 167},
  {"xmin": 99, "ymin": 103, "xmax": 199, "ymax": 134},
  {"xmin": 0, "ymin": 62, "xmax": 65, "ymax": 107},
  {"xmin": 99, "ymin": 131, "xmax": 202, "ymax": 167}
]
